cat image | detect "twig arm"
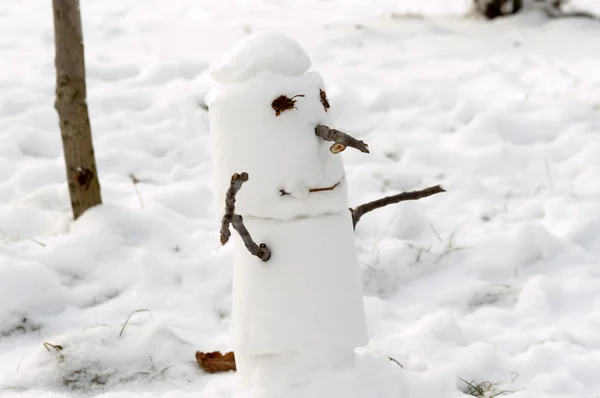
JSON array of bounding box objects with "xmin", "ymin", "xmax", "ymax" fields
[
  {"xmin": 315, "ymin": 124, "xmax": 370, "ymax": 154},
  {"xmin": 219, "ymin": 172, "xmax": 271, "ymax": 262},
  {"xmin": 351, "ymin": 185, "xmax": 445, "ymax": 229},
  {"xmin": 220, "ymin": 173, "xmax": 248, "ymax": 245},
  {"xmin": 231, "ymin": 215, "xmax": 271, "ymax": 261}
]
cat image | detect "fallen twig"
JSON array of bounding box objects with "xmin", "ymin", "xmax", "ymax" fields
[
  {"xmin": 351, "ymin": 185, "xmax": 445, "ymax": 229},
  {"xmin": 315, "ymin": 124, "xmax": 369, "ymax": 154},
  {"xmin": 220, "ymin": 173, "xmax": 271, "ymax": 262}
]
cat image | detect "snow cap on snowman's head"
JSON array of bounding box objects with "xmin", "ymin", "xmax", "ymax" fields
[{"xmin": 210, "ymin": 33, "xmax": 312, "ymax": 85}]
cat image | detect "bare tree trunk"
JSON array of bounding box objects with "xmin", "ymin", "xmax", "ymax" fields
[{"xmin": 52, "ymin": 0, "xmax": 102, "ymax": 219}]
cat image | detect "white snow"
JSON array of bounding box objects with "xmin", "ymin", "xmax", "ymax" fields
[
  {"xmin": 230, "ymin": 212, "xmax": 367, "ymax": 353},
  {"xmin": 2, "ymin": 1, "xmax": 600, "ymax": 398},
  {"xmin": 210, "ymin": 33, "xmax": 312, "ymax": 84},
  {"xmin": 209, "ymin": 68, "xmax": 349, "ymax": 220}
]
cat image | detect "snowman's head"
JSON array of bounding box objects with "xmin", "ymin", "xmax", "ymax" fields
[
  {"xmin": 210, "ymin": 33, "xmax": 311, "ymax": 85},
  {"xmin": 207, "ymin": 33, "xmax": 353, "ymax": 220}
]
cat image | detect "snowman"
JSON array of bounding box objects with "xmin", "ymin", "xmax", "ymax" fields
[{"xmin": 207, "ymin": 32, "xmax": 419, "ymax": 396}]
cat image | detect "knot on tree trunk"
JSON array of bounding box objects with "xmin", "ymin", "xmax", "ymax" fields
[{"xmin": 74, "ymin": 167, "xmax": 95, "ymax": 190}]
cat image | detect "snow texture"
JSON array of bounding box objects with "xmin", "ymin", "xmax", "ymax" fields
[
  {"xmin": 2, "ymin": 0, "xmax": 600, "ymax": 397},
  {"xmin": 210, "ymin": 33, "xmax": 311, "ymax": 84},
  {"xmin": 230, "ymin": 212, "xmax": 368, "ymax": 356}
]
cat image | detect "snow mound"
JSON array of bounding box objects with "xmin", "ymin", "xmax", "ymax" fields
[
  {"xmin": 276, "ymin": 354, "xmax": 409, "ymax": 398},
  {"xmin": 0, "ymin": 258, "xmax": 69, "ymax": 331},
  {"xmin": 6, "ymin": 320, "xmax": 200, "ymax": 394},
  {"xmin": 210, "ymin": 32, "xmax": 311, "ymax": 84}
]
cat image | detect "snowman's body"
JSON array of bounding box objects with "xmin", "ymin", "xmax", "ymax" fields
[
  {"xmin": 207, "ymin": 33, "xmax": 368, "ymax": 394},
  {"xmin": 231, "ymin": 213, "xmax": 367, "ymax": 393}
]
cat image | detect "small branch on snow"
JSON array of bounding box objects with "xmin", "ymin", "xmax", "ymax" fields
[
  {"xmin": 315, "ymin": 124, "xmax": 370, "ymax": 154},
  {"xmin": 351, "ymin": 185, "xmax": 446, "ymax": 229},
  {"xmin": 220, "ymin": 173, "xmax": 271, "ymax": 262}
]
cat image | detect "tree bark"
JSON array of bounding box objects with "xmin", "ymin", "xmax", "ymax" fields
[{"xmin": 53, "ymin": 0, "xmax": 102, "ymax": 219}]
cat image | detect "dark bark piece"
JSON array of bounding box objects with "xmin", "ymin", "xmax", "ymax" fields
[
  {"xmin": 220, "ymin": 173, "xmax": 271, "ymax": 262},
  {"xmin": 195, "ymin": 351, "xmax": 236, "ymax": 373},
  {"xmin": 315, "ymin": 125, "xmax": 369, "ymax": 154},
  {"xmin": 53, "ymin": 0, "xmax": 102, "ymax": 219},
  {"xmin": 351, "ymin": 185, "xmax": 445, "ymax": 229}
]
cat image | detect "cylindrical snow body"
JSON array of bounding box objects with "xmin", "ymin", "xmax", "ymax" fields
[
  {"xmin": 207, "ymin": 71, "xmax": 348, "ymax": 220},
  {"xmin": 207, "ymin": 32, "xmax": 370, "ymax": 394},
  {"xmin": 231, "ymin": 211, "xmax": 368, "ymax": 356}
]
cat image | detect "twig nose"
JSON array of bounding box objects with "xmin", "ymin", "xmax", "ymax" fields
[{"xmin": 314, "ymin": 124, "xmax": 370, "ymax": 154}]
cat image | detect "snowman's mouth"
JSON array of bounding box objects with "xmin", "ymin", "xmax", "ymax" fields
[{"xmin": 279, "ymin": 182, "xmax": 340, "ymax": 197}]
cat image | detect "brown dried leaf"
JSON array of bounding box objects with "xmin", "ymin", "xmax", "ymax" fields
[
  {"xmin": 330, "ymin": 143, "xmax": 346, "ymax": 154},
  {"xmin": 271, "ymin": 94, "xmax": 304, "ymax": 116},
  {"xmin": 320, "ymin": 89, "xmax": 331, "ymax": 111},
  {"xmin": 195, "ymin": 351, "xmax": 237, "ymax": 374}
]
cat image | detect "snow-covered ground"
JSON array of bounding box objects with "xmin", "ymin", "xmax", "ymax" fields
[{"xmin": 2, "ymin": 1, "xmax": 600, "ymax": 397}]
